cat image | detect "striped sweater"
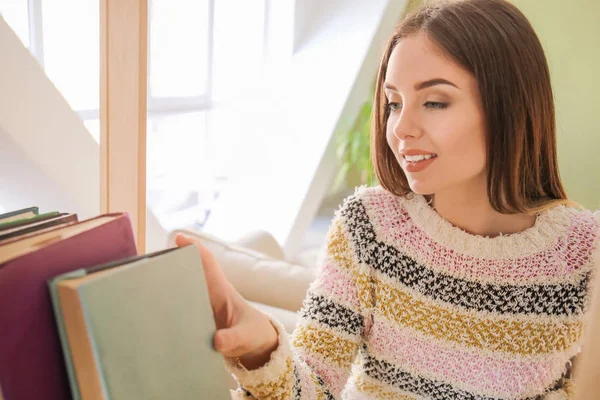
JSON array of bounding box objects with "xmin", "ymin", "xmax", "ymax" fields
[{"xmin": 226, "ymin": 186, "xmax": 600, "ymax": 400}]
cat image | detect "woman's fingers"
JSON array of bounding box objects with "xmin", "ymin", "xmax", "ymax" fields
[
  {"xmin": 213, "ymin": 320, "xmax": 269, "ymax": 359},
  {"xmin": 175, "ymin": 234, "xmax": 280, "ymax": 367},
  {"xmin": 213, "ymin": 326, "xmax": 243, "ymax": 356},
  {"xmin": 175, "ymin": 233, "xmax": 231, "ymax": 294},
  {"xmin": 175, "ymin": 233, "xmax": 237, "ymax": 328}
]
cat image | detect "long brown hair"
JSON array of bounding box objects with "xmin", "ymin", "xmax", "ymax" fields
[{"xmin": 372, "ymin": 0, "xmax": 575, "ymax": 214}]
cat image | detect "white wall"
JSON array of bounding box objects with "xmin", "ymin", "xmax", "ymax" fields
[
  {"xmin": 293, "ymin": 0, "xmax": 320, "ymax": 51},
  {"xmin": 0, "ymin": 16, "xmax": 166, "ymax": 251},
  {"xmin": 0, "ymin": 16, "xmax": 99, "ymax": 219},
  {"xmin": 0, "ymin": 126, "xmax": 78, "ymax": 214}
]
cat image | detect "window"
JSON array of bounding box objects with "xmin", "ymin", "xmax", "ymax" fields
[
  {"xmin": 0, "ymin": 0, "xmax": 269, "ymax": 230},
  {"xmin": 0, "ymin": 0, "xmax": 29, "ymax": 47},
  {"xmin": 42, "ymin": 0, "xmax": 100, "ymax": 112},
  {"xmin": 149, "ymin": 0, "xmax": 211, "ymax": 100}
]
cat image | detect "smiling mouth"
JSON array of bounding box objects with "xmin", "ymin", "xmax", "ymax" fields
[
  {"xmin": 402, "ymin": 153, "xmax": 438, "ymax": 173},
  {"xmin": 403, "ymin": 154, "xmax": 437, "ymax": 162}
]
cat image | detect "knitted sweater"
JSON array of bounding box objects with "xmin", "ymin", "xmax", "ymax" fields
[{"xmin": 226, "ymin": 186, "xmax": 600, "ymax": 400}]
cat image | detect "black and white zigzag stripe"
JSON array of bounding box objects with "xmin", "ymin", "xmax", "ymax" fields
[
  {"xmin": 361, "ymin": 347, "xmax": 567, "ymax": 400},
  {"xmin": 339, "ymin": 195, "xmax": 589, "ymax": 317},
  {"xmin": 300, "ymin": 294, "xmax": 364, "ymax": 337},
  {"xmin": 292, "ymin": 365, "xmax": 302, "ymax": 400}
]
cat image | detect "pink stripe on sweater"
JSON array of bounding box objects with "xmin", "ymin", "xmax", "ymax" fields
[
  {"xmin": 312, "ymin": 261, "xmax": 360, "ymax": 309},
  {"xmin": 293, "ymin": 358, "xmax": 319, "ymax": 400},
  {"xmin": 368, "ymin": 319, "xmax": 565, "ymax": 398},
  {"xmin": 369, "ymin": 199, "xmax": 595, "ymax": 282},
  {"xmin": 296, "ymin": 350, "xmax": 349, "ymax": 396}
]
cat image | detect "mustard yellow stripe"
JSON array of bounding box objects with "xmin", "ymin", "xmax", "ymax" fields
[
  {"xmin": 243, "ymin": 357, "xmax": 293, "ymax": 400},
  {"xmin": 355, "ymin": 375, "xmax": 419, "ymax": 400},
  {"xmin": 293, "ymin": 324, "xmax": 359, "ymax": 368},
  {"xmin": 327, "ymin": 218, "xmax": 355, "ymax": 273},
  {"xmin": 327, "ymin": 218, "xmax": 373, "ymax": 310},
  {"xmin": 376, "ymin": 279, "xmax": 582, "ymax": 355}
]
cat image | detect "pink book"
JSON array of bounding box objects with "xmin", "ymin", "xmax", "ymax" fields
[{"xmin": 0, "ymin": 213, "xmax": 138, "ymax": 400}]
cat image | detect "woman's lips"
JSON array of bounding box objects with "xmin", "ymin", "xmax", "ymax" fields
[{"xmin": 402, "ymin": 154, "xmax": 437, "ymax": 173}]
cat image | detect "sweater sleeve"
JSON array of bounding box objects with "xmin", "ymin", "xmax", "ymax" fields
[
  {"xmin": 541, "ymin": 366, "xmax": 575, "ymax": 400},
  {"xmin": 553, "ymin": 211, "xmax": 600, "ymax": 400},
  {"xmin": 225, "ymin": 206, "xmax": 373, "ymax": 400},
  {"xmin": 541, "ymin": 386, "xmax": 572, "ymax": 400}
]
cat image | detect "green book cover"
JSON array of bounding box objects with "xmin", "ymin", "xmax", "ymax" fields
[
  {"xmin": 50, "ymin": 245, "xmax": 232, "ymax": 400},
  {"xmin": 0, "ymin": 206, "xmax": 39, "ymax": 225},
  {"xmin": 0, "ymin": 211, "xmax": 60, "ymax": 231}
]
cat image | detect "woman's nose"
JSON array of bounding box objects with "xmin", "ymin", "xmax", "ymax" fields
[{"xmin": 392, "ymin": 109, "xmax": 422, "ymax": 140}]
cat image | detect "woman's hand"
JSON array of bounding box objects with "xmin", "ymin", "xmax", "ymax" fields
[{"xmin": 175, "ymin": 234, "xmax": 279, "ymax": 370}]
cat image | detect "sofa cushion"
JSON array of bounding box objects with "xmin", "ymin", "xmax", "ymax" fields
[
  {"xmin": 230, "ymin": 230, "xmax": 286, "ymax": 261},
  {"xmin": 167, "ymin": 229, "xmax": 315, "ymax": 313}
]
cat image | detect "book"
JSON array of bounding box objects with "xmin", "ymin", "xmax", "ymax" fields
[
  {"xmin": 0, "ymin": 210, "xmax": 61, "ymax": 231},
  {"xmin": 0, "ymin": 213, "xmax": 137, "ymax": 400},
  {"xmin": 50, "ymin": 244, "xmax": 232, "ymax": 400},
  {"xmin": 0, "ymin": 213, "xmax": 78, "ymax": 242},
  {"xmin": 0, "ymin": 206, "xmax": 38, "ymax": 224}
]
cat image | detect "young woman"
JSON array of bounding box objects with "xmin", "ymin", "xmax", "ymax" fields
[{"xmin": 177, "ymin": 0, "xmax": 600, "ymax": 398}]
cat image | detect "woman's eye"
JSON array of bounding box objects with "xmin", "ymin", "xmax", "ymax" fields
[
  {"xmin": 386, "ymin": 102, "xmax": 402, "ymax": 112},
  {"xmin": 424, "ymin": 101, "xmax": 448, "ymax": 110}
]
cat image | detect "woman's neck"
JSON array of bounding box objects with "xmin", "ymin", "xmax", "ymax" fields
[{"xmin": 426, "ymin": 189, "xmax": 536, "ymax": 238}]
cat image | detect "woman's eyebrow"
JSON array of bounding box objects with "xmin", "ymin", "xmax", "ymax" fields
[
  {"xmin": 415, "ymin": 78, "xmax": 459, "ymax": 90},
  {"xmin": 384, "ymin": 78, "xmax": 459, "ymax": 92}
]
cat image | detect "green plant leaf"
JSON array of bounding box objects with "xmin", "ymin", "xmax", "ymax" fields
[
  {"xmin": 333, "ymin": 162, "xmax": 350, "ymax": 191},
  {"xmin": 334, "ymin": 82, "xmax": 376, "ymax": 190},
  {"xmin": 336, "ymin": 136, "xmax": 349, "ymax": 161},
  {"xmin": 350, "ymin": 136, "xmax": 362, "ymax": 163}
]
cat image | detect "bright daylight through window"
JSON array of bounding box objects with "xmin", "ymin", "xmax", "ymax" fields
[{"xmin": 0, "ymin": 0, "xmax": 268, "ymax": 231}]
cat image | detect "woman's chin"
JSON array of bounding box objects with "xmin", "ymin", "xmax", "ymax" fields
[{"xmin": 407, "ymin": 179, "xmax": 435, "ymax": 196}]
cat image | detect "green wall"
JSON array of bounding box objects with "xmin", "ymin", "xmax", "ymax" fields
[{"xmin": 513, "ymin": 0, "xmax": 600, "ymax": 210}]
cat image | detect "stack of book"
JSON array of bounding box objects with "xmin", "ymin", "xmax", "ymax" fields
[{"xmin": 0, "ymin": 207, "xmax": 233, "ymax": 400}]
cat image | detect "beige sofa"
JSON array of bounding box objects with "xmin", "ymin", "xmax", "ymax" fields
[{"xmin": 166, "ymin": 229, "xmax": 318, "ymax": 333}]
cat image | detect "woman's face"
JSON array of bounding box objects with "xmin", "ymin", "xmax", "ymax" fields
[{"xmin": 385, "ymin": 33, "xmax": 488, "ymax": 197}]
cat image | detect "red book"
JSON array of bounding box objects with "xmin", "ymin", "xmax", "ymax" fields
[{"xmin": 0, "ymin": 213, "xmax": 138, "ymax": 400}]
